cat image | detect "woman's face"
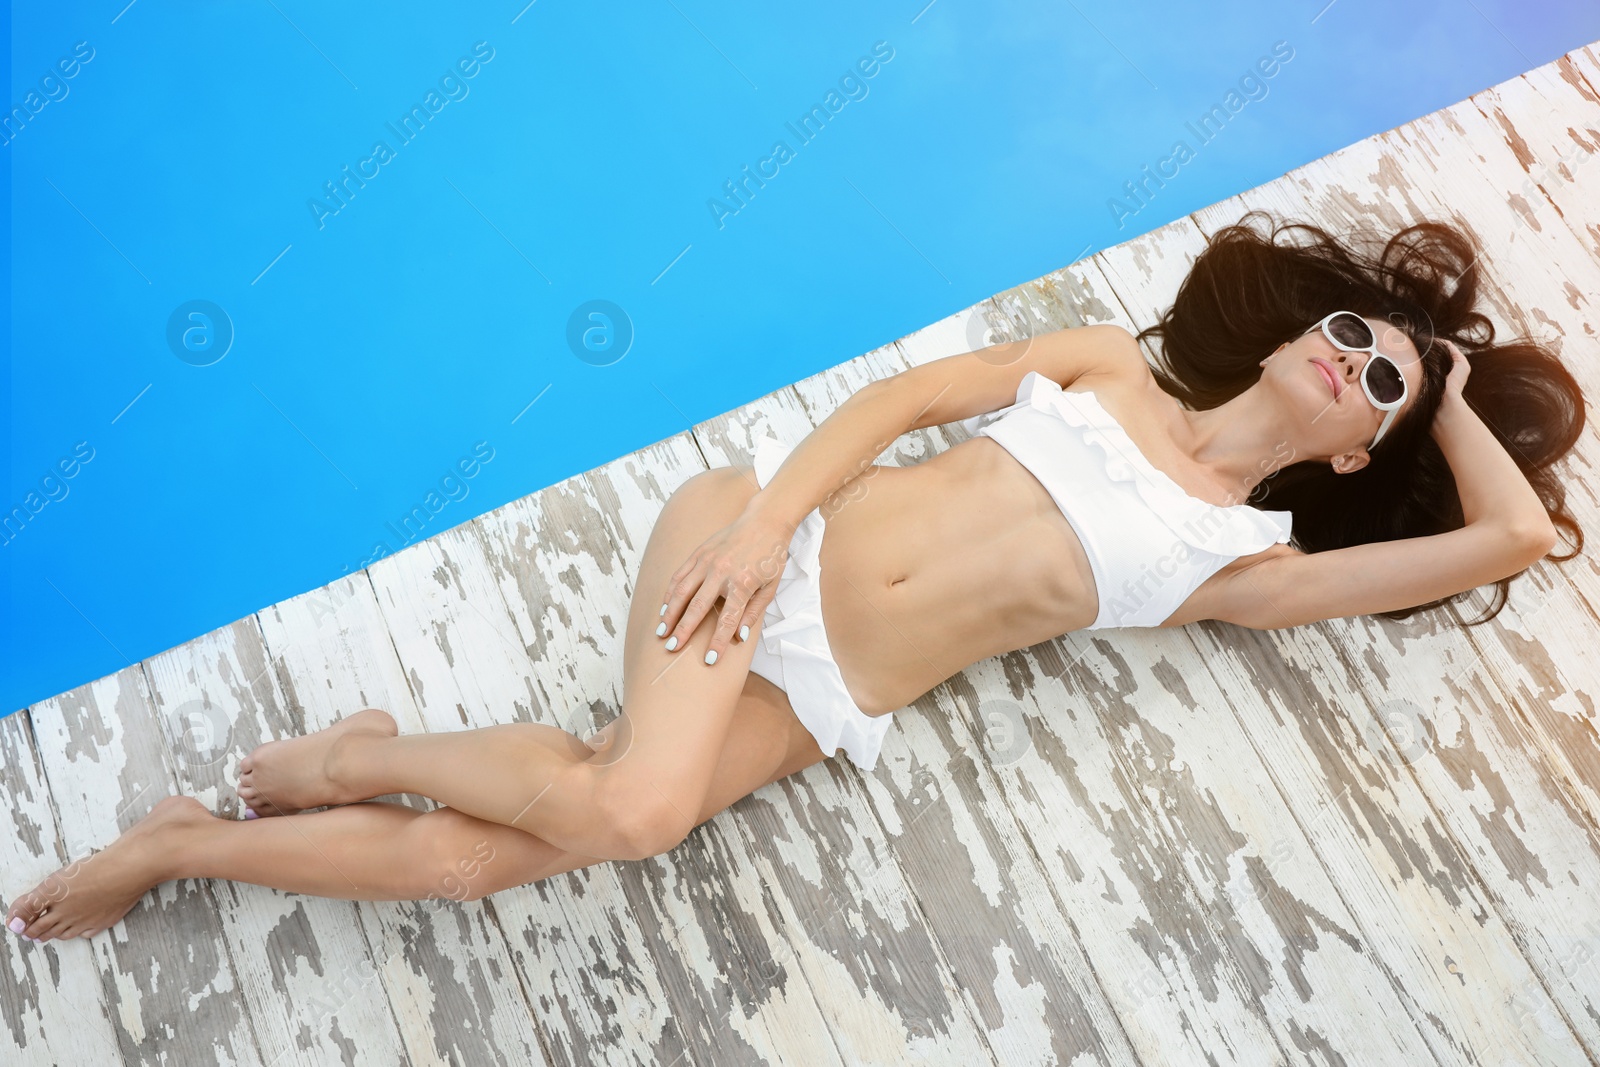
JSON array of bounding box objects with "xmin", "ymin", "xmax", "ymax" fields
[{"xmin": 1270, "ymin": 314, "xmax": 1426, "ymax": 465}]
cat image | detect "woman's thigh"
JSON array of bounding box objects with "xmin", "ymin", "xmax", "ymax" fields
[
  {"xmin": 583, "ymin": 464, "xmax": 801, "ymax": 836},
  {"xmin": 620, "ymin": 464, "xmax": 761, "ymax": 683},
  {"xmin": 585, "ymin": 670, "xmax": 828, "ymax": 826}
]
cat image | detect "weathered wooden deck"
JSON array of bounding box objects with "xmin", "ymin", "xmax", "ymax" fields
[{"xmin": 6, "ymin": 42, "xmax": 1600, "ymax": 1067}]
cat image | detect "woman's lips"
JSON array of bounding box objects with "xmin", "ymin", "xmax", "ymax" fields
[{"xmin": 1312, "ymin": 358, "xmax": 1341, "ymax": 397}]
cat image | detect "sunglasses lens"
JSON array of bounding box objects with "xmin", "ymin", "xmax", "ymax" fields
[
  {"xmin": 1366, "ymin": 355, "xmax": 1405, "ymax": 404},
  {"xmin": 1327, "ymin": 312, "xmax": 1375, "ymax": 349}
]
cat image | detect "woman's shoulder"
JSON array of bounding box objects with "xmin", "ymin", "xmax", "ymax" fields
[{"xmin": 1051, "ymin": 323, "xmax": 1149, "ymax": 389}]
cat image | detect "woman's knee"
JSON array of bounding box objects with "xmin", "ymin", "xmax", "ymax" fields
[
  {"xmin": 668, "ymin": 465, "xmax": 757, "ymax": 516},
  {"xmin": 589, "ymin": 770, "xmax": 697, "ymax": 862}
]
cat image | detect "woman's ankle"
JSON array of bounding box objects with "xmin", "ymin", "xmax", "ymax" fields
[{"xmin": 325, "ymin": 728, "xmax": 388, "ymax": 798}]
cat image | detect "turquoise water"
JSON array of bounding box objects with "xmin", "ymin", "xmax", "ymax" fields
[{"xmin": 5, "ymin": 1, "xmax": 1598, "ymax": 714}]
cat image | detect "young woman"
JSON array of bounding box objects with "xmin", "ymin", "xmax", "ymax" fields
[{"xmin": 6, "ymin": 212, "xmax": 1584, "ymax": 942}]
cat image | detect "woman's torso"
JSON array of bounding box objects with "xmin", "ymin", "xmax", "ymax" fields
[{"xmin": 817, "ymin": 365, "xmax": 1279, "ymax": 716}]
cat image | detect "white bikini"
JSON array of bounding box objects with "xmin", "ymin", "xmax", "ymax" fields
[
  {"xmin": 746, "ymin": 438, "xmax": 894, "ymax": 771},
  {"xmin": 746, "ymin": 369, "xmax": 1293, "ymax": 771},
  {"xmin": 962, "ymin": 371, "xmax": 1294, "ymax": 629}
]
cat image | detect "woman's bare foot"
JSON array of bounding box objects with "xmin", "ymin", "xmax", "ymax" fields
[
  {"xmin": 5, "ymin": 796, "xmax": 211, "ymax": 944},
  {"xmin": 237, "ymin": 707, "xmax": 398, "ymax": 817}
]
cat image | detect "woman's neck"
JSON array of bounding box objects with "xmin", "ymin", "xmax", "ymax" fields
[{"xmin": 1178, "ymin": 387, "xmax": 1304, "ymax": 504}]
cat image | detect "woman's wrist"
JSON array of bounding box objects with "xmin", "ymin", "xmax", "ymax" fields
[
  {"xmin": 1429, "ymin": 394, "xmax": 1475, "ymax": 440},
  {"xmin": 741, "ymin": 490, "xmax": 802, "ymax": 537}
]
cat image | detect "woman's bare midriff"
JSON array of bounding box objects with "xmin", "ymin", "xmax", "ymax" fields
[
  {"xmin": 802, "ymin": 368, "xmax": 1282, "ymax": 717},
  {"xmin": 814, "ymin": 435, "xmax": 1100, "ymax": 717}
]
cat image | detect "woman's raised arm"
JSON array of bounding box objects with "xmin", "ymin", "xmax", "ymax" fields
[{"xmin": 1209, "ymin": 341, "xmax": 1560, "ymax": 630}]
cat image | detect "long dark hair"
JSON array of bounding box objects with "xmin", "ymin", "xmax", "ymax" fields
[{"xmin": 1137, "ymin": 211, "xmax": 1585, "ymax": 625}]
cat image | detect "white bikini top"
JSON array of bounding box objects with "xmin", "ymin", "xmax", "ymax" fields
[{"xmin": 961, "ymin": 371, "xmax": 1293, "ymax": 630}]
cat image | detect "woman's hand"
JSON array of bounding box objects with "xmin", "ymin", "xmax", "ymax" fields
[
  {"xmin": 1429, "ymin": 339, "xmax": 1472, "ymax": 437},
  {"xmin": 1439, "ymin": 338, "xmax": 1471, "ymax": 404},
  {"xmin": 657, "ymin": 509, "xmax": 796, "ymax": 664}
]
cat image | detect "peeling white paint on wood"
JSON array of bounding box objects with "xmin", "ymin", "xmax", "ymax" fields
[
  {"xmin": 29, "ymin": 672, "xmax": 260, "ymax": 1065},
  {"xmin": 0, "ymin": 713, "xmax": 123, "ymax": 1064},
  {"xmin": 141, "ymin": 621, "xmax": 414, "ymax": 1067}
]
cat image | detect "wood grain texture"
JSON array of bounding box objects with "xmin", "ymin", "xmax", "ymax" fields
[
  {"xmin": 141, "ymin": 620, "xmax": 415, "ymax": 1067},
  {"xmin": 7, "ymin": 41, "xmax": 1600, "ymax": 1067},
  {"xmin": 0, "ymin": 712, "xmax": 122, "ymax": 1065},
  {"xmin": 29, "ymin": 670, "xmax": 260, "ymax": 1065}
]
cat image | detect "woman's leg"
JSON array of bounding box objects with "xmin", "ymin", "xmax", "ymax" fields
[
  {"xmin": 6, "ymin": 673, "xmax": 827, "ymax": 942},
  {"xmin": 238, "ymin": 466, "xmax": 782, "ymax": 862}
]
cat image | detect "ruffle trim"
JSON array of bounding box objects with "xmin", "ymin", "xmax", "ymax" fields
[
  {"xmin": 751, "ymin": 437, "xmax": 892, "ymax": 771},
  {"xmin": 962, "ymin": 371, "xmax": 1292, "ymax": 557}
]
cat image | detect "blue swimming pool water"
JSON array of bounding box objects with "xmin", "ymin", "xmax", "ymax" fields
[{"xmin": 5, "ymin": 1, "xmax": 1598, "ymax": 714}]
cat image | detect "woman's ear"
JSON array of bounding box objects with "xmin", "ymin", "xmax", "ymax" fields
[{"xmin": 1331, "ymin": 451, "xmax": 1370, "ymax": 475}]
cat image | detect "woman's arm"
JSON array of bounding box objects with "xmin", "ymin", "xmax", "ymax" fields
[
  {"xmin": 1430, "ymin": 383, "xmax": 1550, "ymax": 531},
  {"xmin": 744, "ymin": 322, "xmax": 1143, "ymax": 532},
  {"xmin": 658, "ymin": 322, "xmax": 1144, "ymax": 662},
  {"xmin": 1210, "ymin": 342, "xmax": 1560, "ymax": 630}
]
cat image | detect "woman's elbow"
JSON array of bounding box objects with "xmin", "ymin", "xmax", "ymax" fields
[{"xmin": 1509, "ymin": 520, "xmax": 1559, "ymax": 567}]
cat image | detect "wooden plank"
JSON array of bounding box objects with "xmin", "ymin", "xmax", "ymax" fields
[
  {"xmin": 588, "ymin": 422, "xmax": 1024, "ymax": 1064},
  {"xmin": 258, "ymin": 571, "xmax": 434, "ymax": 739},
  {"xmin": 29, "ymin": 668, "xmax": 262, "ymax": 1065},
  {"xmin": 0, "ymin": 711, "xmax": 123, "ymax": 1065},
  {"xmin": 1402, "ymin": 52, "xmax": 1600, "ymax": 824},
  {"xmin": 373, "ymin": 482, "xmax": 693, "ymax": 1067},
  {"xmin": 139, "ymin": 619, "xmax": 414, "ymax": 1067},
  {"xmin": 1479, "ymin": 50, "xmax": 1600, "ymax": 255},
  {"xmin": 258, "ymin": 574, "xmax": 554, "ymax": 1067},
  {"xmin": 889, "ymin": 259, "xmax": 1139, "ymax": 372},
  {"xmin": 1193, "ymin": 615, "xmax": 1597, "ymax": 1064},
  {"xmin": 366, "ymin": 475, "xmax": 846, "ymax": 1065}
]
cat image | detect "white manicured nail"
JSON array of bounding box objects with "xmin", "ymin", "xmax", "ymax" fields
[
  {"xmin": 665, "ymin": 636, "xmax": 678, "ymax": 652},
  {"xmin": 704, "ymin": 650, "xmax": 718, "ymax": 665},
  {"xmin": 659, "ymin": 603, "xmax": 668, "ymax": 616},
  {"xmin": 739, "ymin": 625, "xmax": 750, "ymax": 642},
  {"xmin": 655, "ymin": 622, "xmax": 667, "ymax": 637}
]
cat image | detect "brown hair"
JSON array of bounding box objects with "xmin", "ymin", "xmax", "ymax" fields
[{"xmin": 1137, "ymin": 210, "xmax": 1586, "ymax": 624}]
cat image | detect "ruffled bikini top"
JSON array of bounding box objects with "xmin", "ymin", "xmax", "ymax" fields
[{"xmin": 961, "ymin": 371, "xmax": 1293, "ymax": 630}]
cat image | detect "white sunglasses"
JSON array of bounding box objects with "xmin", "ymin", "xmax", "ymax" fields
[{"xmin": 1304, "ymin": 311, "xmax": 1409, "ymax": 448}]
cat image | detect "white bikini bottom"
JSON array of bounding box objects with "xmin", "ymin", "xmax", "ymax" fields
[{"xmin": 744, "ymin": 437, "xmax": 892, "ymax": 772}]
